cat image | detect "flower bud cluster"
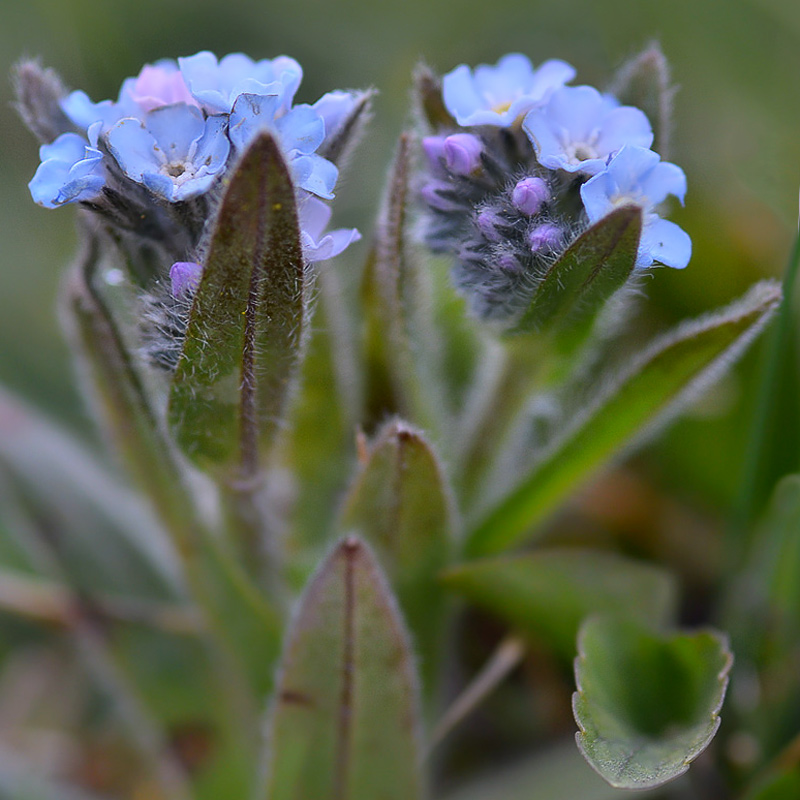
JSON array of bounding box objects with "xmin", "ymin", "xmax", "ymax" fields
[
  {"xmin": 419, "ymin": 53, "xmax": 690, "ymax": 323},
  {"xmin": 21, "ymin": 52, "xmax": 363, "ymax": 272}
]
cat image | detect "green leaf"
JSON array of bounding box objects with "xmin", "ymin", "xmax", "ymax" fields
[
  {"xmin": 263, "ymin": 537, "xmax": 424, "ymax": 800},
  {"xmin": 339, "ymin": 420, "xmax": 454, "ymax": 688},
  {"xmin": 169, "ymin": 132, "xmax": 307, "ymax": 479},
  {"xmin": 361, "ymin": 133, "xmax": 435, "ymax": 432},
  {"xmin": 608, "ymin": 43, "xmax": 674, "ymax": 158},
  {"xmin": 573, "ymin": 616, "xmax": 732, "ymax": 790},
  {"xmin": 512, "ymin": 206, "xmax": 641, "ymax": 345},
  {"xmin": 466, "ymin": 280, "xmax": 781, "ymax": 557},
  {"xmin": 442, "ymin": 549, "xmax": 677, "ymax": 659}
]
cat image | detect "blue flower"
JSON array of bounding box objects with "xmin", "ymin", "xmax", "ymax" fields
[
  {"xmin": 580, "ymin": 145, "xmax": 690, "ymax": 268},
  {"xmin": 442, "ymin": 54, "xmax": 575, "ymax": 127},
  {"xmin": 106, "ymin": 104, "xmax": 230, "ymax": 202},
  {"xmin": 229, "ymin": 94, "xmax": 338, "ymax": 199},
  {"xmin": 178, "ymin": 51, "xmax": 302, "ymax": 115},
  {"xmin": 28, "ymin": 121, "xmax": 105, "ymax": 208},
  {"xmin": 523, "ymin": 85, "xmax": 653, "ymax": 175},
  {"xmin": 298, "ymin": 195, "xmax": 361, "ymax": 262}
]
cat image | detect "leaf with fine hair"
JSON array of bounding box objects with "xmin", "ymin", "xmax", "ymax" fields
[
  {"xmin": 263, "ymin": 537, "xmax": 424, "ymax": 800},
  {"xmin": 466, "ymin": 280, "xmax": 782, "ymax": 557},
  {"xmin": 573, "ymin": 616, "xmax": 732, "ymax": 790},
  {"xmin": 339, "ymin": 419, "xmax": 454, "ymax": 689},
  {"xmin": 169, "ymin": 132, "xmax": 307, "ymax": 481},
  {"xmin": 512, "ymin": 206, "xmax": 641, "ymax": 345},
  {"xmin": 442, "ymin": 549, "xmax": 677, "ymax": 659},
  {"xmin": 361, "ymin": 132, "xmax": 437, "ymax": 432}
]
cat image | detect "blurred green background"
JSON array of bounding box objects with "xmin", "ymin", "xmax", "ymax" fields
[{"xmin": 1, "ymin": 0, "xmax": 799, "ymax": 514}]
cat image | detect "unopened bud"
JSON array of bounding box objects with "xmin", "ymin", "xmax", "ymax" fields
[
  {"xmin": 170, "ymin": 261, "xmax": 203, "ymax": 297},
  {"xmin": 476, "ymin": 208, "xmax": 507, "ymax": 242},
  {"xmin": 497, "ymin": 253, "xmax": 523, "ymax": 273},
  {"xmin": 444, "ymin": 133, "xmax": 483, "ymax": 175},
  {"xmin": 528, "ymin": 223, "xmax": 564, "ymax": 253},
  {"xmin": 512, "ymin": 176, "xmax": 550, "ymax": 215},
  {"xmin": 421, "ymin": 180, "xmax": 463, "ymax": 212}
]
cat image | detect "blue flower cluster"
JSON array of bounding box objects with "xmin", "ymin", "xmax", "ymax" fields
[
  {"xmin": 420, "ymin": 53, "xmax": 690, "ymax": 321},
  {"xmin": 27, "ymin": 52, "xmax": 361, "ymax": 266}
]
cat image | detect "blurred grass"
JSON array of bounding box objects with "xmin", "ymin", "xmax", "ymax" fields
[{"xmin": 1, "ymin": 0, "xmax": 799, "ymax": 505}]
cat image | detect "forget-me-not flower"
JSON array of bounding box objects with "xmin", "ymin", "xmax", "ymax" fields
[
  {"xmin": 29, "ymin": 121, "xmax": 105, "ymax": 207},
  {"xmin": 229, "ymin": 93, "xmax": 338, "ymax": 198},
  {"xmin": 580, "ymin": 145, "xmax": 690, "ymax": 268},
  {"xmin": 523, "ymin": 85, "xmax": 653, "ymax": 175},
  {"xmin": 442, "ymin": 53, "xmax": 575, "ymax": 127},
  {"xmin": 107, "ymin": 104, "xmax": 230, "ymax": 202},
  {"xmin": 178, "ymin": 51, "xmax": 302, "ymax": 115}
]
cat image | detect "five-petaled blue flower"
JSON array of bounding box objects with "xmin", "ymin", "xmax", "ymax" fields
[
  {"xmin": 107, "ymin": 105, "xmax": 230, "ymax": 202},
  {"xmin": 443, "ymin": 53, "xmax": 575, "ymax": 127},
  {"xmin": 580, "ymin": 145, "xmax": 691, "ymax": 269},
  {"xmin": 523, "ymin": 85, "xmax": 653, "ymax": 175}
]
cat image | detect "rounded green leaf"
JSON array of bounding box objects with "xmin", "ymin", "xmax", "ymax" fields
[{"xmin": 573, "ymin": 616, "xmax": 732, "ymax": 789}]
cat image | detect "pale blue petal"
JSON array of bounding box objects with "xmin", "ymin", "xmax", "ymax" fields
[
  {"xmin": 641, "ymin": 161, "xmax": 687, "ymax": 206},
  {"xmin": 107, "ymin": 118, "xmax": 162, "ymax": 179},
  {"xmin": 596, "ymin": 106, "xmax": 653, "ymax": 154},
  {"xmin": 276, "ymin": 104, "xmax": 325, "ymax": 154},
  {"xmin": 292, "ymin": 154, "xmax": 338, "ymax": 198},
  {"xmin": 641, "ymin": 218, "xmax": 691, "ymax": 268},
  {"xmin": 145, "ymin": 104, "xmax": 205, "ymax": 159},
  {"xmin": 229, "ymin": 93, "xmax": 283, "ymax": 150},
  {"xmin": 442, "ymin": 65, "xmax": 483, "ymax": 125}
]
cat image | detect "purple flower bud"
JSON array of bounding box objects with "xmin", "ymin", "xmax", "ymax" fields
[
  {"xmin": 528, "ymin": 223, "xmax": 564, "ymax": 253},
  {"xmin": 497, "ymin": 253, "xmax": 522, "ymax": 273},
  {"xmin": 170, "ymin": 261, "xmax": 203, "ymax": 297},
  {"xmin": 421, "ymin": 180, "xmax": 462, "ymax": 212},
  {"xmin": 421, "ymin": 136, "xmax": 448, "ymax": 171},
  {"xmin": 443, "ymin": 133, "xmax": 483, "ymax": 175},
  {"xmin": 512, "ymin": 176, "xmax": 550, "ymax": 215},
  {"xmin": 476, "ymin": 208, "xmax": 506, "ymax": 242}
]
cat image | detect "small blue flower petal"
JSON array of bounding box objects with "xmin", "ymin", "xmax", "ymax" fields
[
  {"xmin": 298, "ymin": 195, "xmax": 361, "ymax": 262},
  {"xmin": 640, "ymin": 217, "xmax": 691, "ymax": 269}
]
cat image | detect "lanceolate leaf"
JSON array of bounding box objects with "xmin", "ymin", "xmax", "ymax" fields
[
  {"xmin": 513, "ymin": 206, "xmax": 641, "ymax": 342},
  {"xmin": 466, "ymin": 281, "xmax": 781, "ymax": 557},
  {"xmin": 339, "ymin": 420, "xmax": 453, "ymax": 687},
  {"xmin": 362, "ymin": 133, "xmax": 433, "ymax": 431},
  {"xmin": 573, "ymin": 616, "xmax": 732, "ymax": 790},
  {"xmin": 169, "ymin": 132, "xmax": 307, "ymax": 479},
  {"xmin": 441, "ymin": 549, "xmax": 677, "ymax": 659},
  {"xmin": 263, "ymin": 537, "xmax": 424, "ymax": 800}
]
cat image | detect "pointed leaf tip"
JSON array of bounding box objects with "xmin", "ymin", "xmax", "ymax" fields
[{"xmin": 264, "ymin": 536, "xmax": 424, "ymax": 800}]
